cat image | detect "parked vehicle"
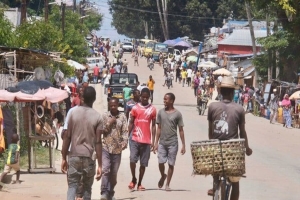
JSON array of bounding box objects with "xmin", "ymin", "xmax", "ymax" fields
[
  {"xmin": 86, "ymin": 56, "xmax": 105, "ymax": 69},
  {"xmin": 122, "ymin": 42, "xmax": 134, "ymax": 52},
  {"xmin": 139, "ymin": 39, "xmax": 156, "ymax": 56},
  {"xmin": 152, "ymin": 43, "xmax": 168, "ymax": 62},
  {"xmin": 107, "ymin": 73, "xmax": 138, "ymax": 111},
  {"xmin": 144, "ymin": 41, "xmax": 156, "ymax": 57}
]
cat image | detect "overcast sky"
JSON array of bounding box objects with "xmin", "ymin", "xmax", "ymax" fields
[{"xmin": 93, "ymin": 0, "xmax": 128, "ymax": 42}]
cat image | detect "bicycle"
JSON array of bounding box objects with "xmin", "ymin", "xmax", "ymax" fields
[{"xmin": 213, "ymin": 174, "xmax": 246, "ymax": 200}]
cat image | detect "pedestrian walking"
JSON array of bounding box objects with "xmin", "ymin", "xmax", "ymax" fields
[
  {"xmin": 134, "ymin": 54, "xmax": 139, "ymax": 66},
  {"xmin": 186, "ymin": 67, "xmax": 192, "ymax": 87},
  {"xmin": 175, "ymin": 66, "xmax": 181, "ymax": 83},
  {"xmin": 128, "ymin": 88, "xmax": 156, "ymax": 191},
  {"xmin": 269, "ymin": 88, "xmax": 279, "ymax": 124},
  {"xmin": 0, "ymin": 133, "xmax": 20, "ymax": 190},
  {"xmin": 61, "ymin": 86, "xmax": 103, "ymax": 200},
  {"xmin": 125, "ymin": 89, "xmax": 140, "ymax": 121},
  {"xmin": 123, "ymin": 82, "xmax": 132, "ymax": 107},
  {"xmin": 207, "ymin": 76, "xmax": 252, "ymax": 199},
  {"xmin": 93, "ymin": 64, "xmax": 100, "ymax": 84},
  {"xmin": 147, "ymin": 75, "xmax": 155, "ymax": 103},
  {"xmin": 101, "ymin": 98, "xmax": 128, "ymax": 200},
  {"xmin": 282, "ymin": 94, "xmax": 292, "ymax": 128},
  {"xmin": 153, "ymin": 93, "xmax": 186, "ymax": 191},
  {"xmin": 181, "ymin": 68, "xmax": 187, "ymax": 87}
]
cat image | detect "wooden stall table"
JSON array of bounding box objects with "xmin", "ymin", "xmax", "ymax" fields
[{"xmin": 28, "ymin": 135, "xmax": 56, "ymax": 173}]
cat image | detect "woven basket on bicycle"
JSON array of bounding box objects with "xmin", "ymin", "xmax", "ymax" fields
[{"xmin": 190, "ymin": 139, "xmax": 246, "ymax": 176}]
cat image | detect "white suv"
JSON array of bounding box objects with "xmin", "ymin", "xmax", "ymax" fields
[{"xmin": 122, "ymin": 42, "xmax": 134, "ymax": 52}]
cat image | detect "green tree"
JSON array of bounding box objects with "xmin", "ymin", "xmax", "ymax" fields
[
  {"xmin": 0, "ymin": 10, "xmax": 16, "ymax": 46},
  {"xmin": 252, "ymin": 0, "xmax": 300, "ymax": 82},
  {"xmin": 109, "ymin": 0, "xmax": 247, "ymax": 41},
  {"xmin": 15, "ymin": 19, "xmax": 62, "ymax": 51}
]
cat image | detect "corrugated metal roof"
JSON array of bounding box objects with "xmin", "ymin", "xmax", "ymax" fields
[
  {"xmin": 218, "ymin": 29, "xmax": 267, "ymax": 47},
  {"xmin": 0, "ymin": 74, "xmax": 17, "ymax": 90}
]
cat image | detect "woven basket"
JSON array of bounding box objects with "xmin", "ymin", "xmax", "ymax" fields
[{"xmin": 191, "ymin": 139, "xmax": 246, "ymax": 176}]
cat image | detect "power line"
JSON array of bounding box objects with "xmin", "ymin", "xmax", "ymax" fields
[{"xmin": 92, "ymin": 1, "xmax": 289, "ymax": 22}]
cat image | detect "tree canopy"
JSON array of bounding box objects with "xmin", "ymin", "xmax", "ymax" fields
[
  {"xmin": 109, "ymin": 0, "xmax": 246, "ymax": 41},
  {"xmin": 0, "ymin": 1, "xmax": 103, "ymax": 77}
]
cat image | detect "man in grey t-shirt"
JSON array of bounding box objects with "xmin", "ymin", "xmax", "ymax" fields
[
  {"xmin": 61, "ymin": 86, "xmax": 103, "ymax": 200},
  {"xmin": 153, "ymin": 93, "xmax": 186, "ymax": 191}
]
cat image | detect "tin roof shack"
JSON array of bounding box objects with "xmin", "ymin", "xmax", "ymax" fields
[
  {"xmin": 0, "ymin": 46, "xmax": 62, "ymax": 82},
  {"xmin": 218, "ymin": 29, "xmax": 267, "ymax": 56},
  {"xmin": 264, "ymin": 80, "xmax": 298, "ymax": 106}
]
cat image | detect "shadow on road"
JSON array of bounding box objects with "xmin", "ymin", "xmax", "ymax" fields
[{"xmin": 130, "ymin": 188, "xmax": 190, "ymax": 192}]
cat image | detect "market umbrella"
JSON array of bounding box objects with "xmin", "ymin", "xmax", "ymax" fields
[
  {"xmin": 43, "ymin": 87, "xmax": 69, "ymax": 103},
  {"xmin": 0, "ymin": 88, "xmax": 68, "ymax": 103},
  {"xmin": 67, "ymin": 59, "xmax": 86, "ymax": 70},
  {"xmin": 187, "ymin": 55, "xmax": 198, "ymax": 62},
  {"xmin": 213, "ymin": 68, "xmax": 232, "ymax": 76},
  {"xmin": 289, "ymin": 91, "xmax": 300, "ymax": 100},
  {"xmin": 198, "ymin": 61, "xmax": 218, "ymax": 69},
  {"xmin": 174, "ymin": 40, "xmax": 192, "ymax": 48},
  {"xmin": 163, "ymin": 40, "xmax": 177, "ymax": 46}
]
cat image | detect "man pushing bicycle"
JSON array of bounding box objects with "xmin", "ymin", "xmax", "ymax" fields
[{"xmin": 207, "ymin": 76, "xmax": 252, "ymax": 200}]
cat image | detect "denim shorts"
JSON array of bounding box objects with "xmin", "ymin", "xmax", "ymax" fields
[
  {"xmin": 130, "ymin": 140, "xmax": 151, "ymax": 167},
  {"xmin": 158, "ymin": 143, "xmax": 178, "ymax": 166}
]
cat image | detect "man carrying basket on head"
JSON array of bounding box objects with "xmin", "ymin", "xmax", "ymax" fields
[{"xmin": 207, "ymin": 76, "xmax": 252, "ymax": 200}]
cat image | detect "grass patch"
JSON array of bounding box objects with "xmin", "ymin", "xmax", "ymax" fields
[{"xmin": 0, "ymin": 145, "xmax": 61, "ymax": 171}]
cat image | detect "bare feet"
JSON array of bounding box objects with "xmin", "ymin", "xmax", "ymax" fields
[
  {"xmin": 158, "ymin": 174, "xmax": 167, "ymax": 189},
  {"xmin": 165, "ymin": 185, "xmax": 171, "ymax": 191}
]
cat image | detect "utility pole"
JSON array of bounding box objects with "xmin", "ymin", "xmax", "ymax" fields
[
  {"xmin": 21, "ymin": 0, "xmax": 27, "ymax": 23},
  {"xmin": 82, "ymin": 0, "xmax": 86, "ymax": 24},
  {"xmin": 245, "ymin": 0, "xmax": 257, "ymax": 86},
  {"xmin": 45, "ymin": 0, "xmax": 49, "ymax": 22},
  {"xmin": 62, "ymin": 0, "xmax": 66, "ymax": 36},
  {"xmin": 79, "ymin": 1, "xmax": 83, "ymax": 24},
  {"xmin": 73, "ymin": 0, "xmax": 77, "ymax": 12}
]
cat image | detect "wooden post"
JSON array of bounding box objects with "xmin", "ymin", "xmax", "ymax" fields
[
  {"xmin": 62, "ymin": 1, "xmax": 66, "ymax": 36},
  {"xmin": 45, "ymin": 0, "xmax": 49, "ymax": 22},
  {"xmin": 21, "ymin": 0, "xmax": 27, "ymax": 23}
]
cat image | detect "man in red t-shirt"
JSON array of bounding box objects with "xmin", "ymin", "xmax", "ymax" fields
[
  {"xmin": 128, "ymin": 88, "xmax": 156, "ymax": 191},
  {"xmin": 93, "ymin": 64, "xmax": 99, "ymax": 84},
  {"xmin": 109, "ymin": 66, "xmax": 115, "ymax": 74}
]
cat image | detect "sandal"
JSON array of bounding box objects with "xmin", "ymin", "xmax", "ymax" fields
[
  {"xmin": 137, "ymin": 185, "xmax": 145, "ymax": 191},
  {"xmin": 158, "ymin": 174, "xmax": 167, "ymax": 189},
  {"xmin": 207, "ymin": 188, "xmax": 214, "ymax": 196},
  {"xmin": 128, "ymin": 181, "xmax": 136, "ymax": 190}
]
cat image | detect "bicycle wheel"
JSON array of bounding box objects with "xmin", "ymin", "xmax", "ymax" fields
[
  {"xmin": 201, "ymin": 102, "xmax": 206, "ymax": 115},
  {"xmin": 213, "ymin": 179, "xmax": 226, "ymax": 200}
]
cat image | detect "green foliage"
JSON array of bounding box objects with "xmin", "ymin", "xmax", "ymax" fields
[
  {"xmin": 109, "ymin": 0, "xmax": 246, "ymax": 41},
  {"xmin": 15, "ymin": 20, "xmax": 62, "ymax": 51},
  {"xmin": 0, "ymin": 11, "xmax": 16, "ymax": 46},
  {"xmin": 256, "ymin": 31, "xmax": 290, "ymax": 51},
  {"xmin": 0, "ymin": 3, "xmax": 102, "ymax": 66},
  {"xmin": 84, "ymin": 10, "xmax": 103, "ymax": 31},
  {"xmin": 252, "ymin": 53, "xmax": 269, "ymax": 79}
]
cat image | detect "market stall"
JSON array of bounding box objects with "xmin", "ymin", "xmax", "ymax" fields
[{"xmin": 0, "ymin": 80, "xmax": 68, "ymax": 173}]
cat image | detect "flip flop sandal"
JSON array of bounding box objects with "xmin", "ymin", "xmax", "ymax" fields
[
  {"xmin": 158, "ymin": 174, "xmax": 167, "ymax": 189},
  {"xmin": 137, "ymin": 185, "xmax": 145, "ymax": 191},
  {"xmin": 207, "ymin": 188, "xmax": 214, "ymax": 196},
  {"xmin": 128, "ymin": 181, "xmax": 136, "ymax": 190}
]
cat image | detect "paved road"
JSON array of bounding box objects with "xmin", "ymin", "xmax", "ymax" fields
[{"xmin": 1, "ymin": 52, "xmax": 300, "ymax": 200}]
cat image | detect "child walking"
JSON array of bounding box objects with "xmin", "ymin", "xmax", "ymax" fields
[{"xmin": 0, "ymin": 133, "xmax": 21, "ymax": 190}]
